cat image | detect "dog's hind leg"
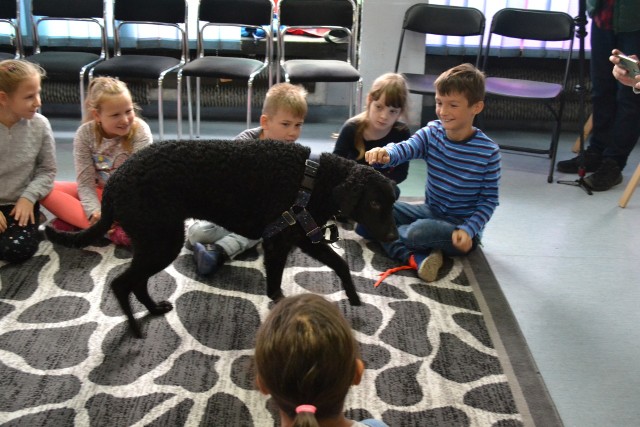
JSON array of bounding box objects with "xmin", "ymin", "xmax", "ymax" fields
[
  {"xmin": 297, "ymin": 240, "xmax": 362, "ymax": 306},
  {"xmin": 112, "ymin": 226, "xmax": 185, "ymax": 338}
]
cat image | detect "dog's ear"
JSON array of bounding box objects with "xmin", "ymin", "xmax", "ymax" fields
[{"xmin": 333, "ymin": 165, "xmax": 369, "ymax": 216}]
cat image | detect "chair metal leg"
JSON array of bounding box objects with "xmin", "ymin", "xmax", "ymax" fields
[
  {"xmin": 157, "ymin": 77, "xmax": 165, "ymax": 141},
  {"xmin": 247, "ymin": 80, "xmax": 253, "ymax": 129},
  {"xmin": 548, "ymin": 120, "xmax": 562, "ymax": 183},
  {"xmin": 177, "ymin": 72, "xmax": 182, "ymax": 140},
  {"xmin": 619, "ymin": 162, "xmax": 640, "ymax": 208},
  {"xmin": 78, "ymin": 70, "xmax": 86, "ymax": 117},
  {"xmin": 196, "ymin": 77, "xmax": 201, "ymax": 138},
  {"xmin": 187, "ymin": 77, "xmax": 193, "ymax": 140}
]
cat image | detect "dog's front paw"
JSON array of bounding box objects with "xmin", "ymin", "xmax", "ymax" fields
[
  {"xmin": 347, "ymin": 294, "xmax": 362, "ymax": 306},
  {"xmin": 149, "ymin": 301, "xmax": 173, "ymax": 315},
  {"xmin": 268, "ymin": 291, "xmax": 285, "ymax": 303}
]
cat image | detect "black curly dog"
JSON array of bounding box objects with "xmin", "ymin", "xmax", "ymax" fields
[{"xmin": 45, "ymin": 139, "xmax": 398, "ymax": 337}]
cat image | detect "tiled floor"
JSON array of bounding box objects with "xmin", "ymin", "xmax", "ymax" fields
[{"xmin": 48, "ymin": 115, "xmax": 640, "ymax": 427}]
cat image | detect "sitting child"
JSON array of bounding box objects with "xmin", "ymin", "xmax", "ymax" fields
[
  {"xmin": 254, "ymin": 293, "xmax": 388, "ymax": 427},
  {"xmin": 188, "ymin": 82, "xmax": 308, "ymax": 275},
  {"xmin": 364, "ymin": 64, "xmax": 501, "ymax": 284},
  {"xmin": 0, "ymin": 60, "xmax": 56, "ymax": 263},
  {"xmin": 333, "ymin": 72, "xmax": 412, "ymax": 190},
  {"xmin": 40, "ymin": 77, "xmax": 153, "ymax": 246}
]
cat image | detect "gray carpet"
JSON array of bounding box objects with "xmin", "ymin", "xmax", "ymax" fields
[{"xmin": 0, "ymin": 224, "xmax": 560, "ymax": 426}]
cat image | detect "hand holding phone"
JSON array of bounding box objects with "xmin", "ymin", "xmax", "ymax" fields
[{"xmin": 615, "ymin": 54, "xmax": 640, "ymax": 77}]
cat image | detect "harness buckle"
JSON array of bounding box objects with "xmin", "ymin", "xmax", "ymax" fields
[{"xmin": 282, "ymin": 210, "xmax": 296, "ymax": 226}]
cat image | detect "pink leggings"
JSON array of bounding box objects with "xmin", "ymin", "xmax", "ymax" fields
[{"xmin": 41, "ymin": 181, "xmax": 103, "ymax": 229}]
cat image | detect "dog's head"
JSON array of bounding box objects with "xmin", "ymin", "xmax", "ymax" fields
[{"xmin": 333, "ymin": 164, "xmax": 398, "ymax": 242}]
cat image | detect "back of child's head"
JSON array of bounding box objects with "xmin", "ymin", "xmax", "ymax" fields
[
  {"xmin": 367, "ymin": 72, "xmax": 409, "ymax": 114},
  {"xmin": 434, "ymin": 63, "xmax": 485, "ymax": 106},
  {"xmin": 83, "ymin": 76, "xmax": 137, "ymax": 123},
  {"xmin": 262, "ymin": 82, "xmax": 308, "ymax": 119},
  {"xmin": 0, "ymin": 59, "xmax": 46, "ymax": 95},
  {"xmin": 254, "ymin": 293, "xmax": 360, "ymax": 426}
]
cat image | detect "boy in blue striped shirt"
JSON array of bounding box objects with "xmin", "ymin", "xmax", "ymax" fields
[{"xmin": 365, "ymin": 63, "xmax": 501, "ymax": 284}]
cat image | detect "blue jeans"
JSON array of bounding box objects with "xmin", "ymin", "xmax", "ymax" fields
[
  {"xmin": 187, "ymin": 220, "xmax": 260, "ymax": 258},
  {"xmin": 381, "ymin": 202, "xmax": 473, "ymax": 264},
  {"xmin": 587, "ymin": 22, "xmax": 640, "ymax": 170}
]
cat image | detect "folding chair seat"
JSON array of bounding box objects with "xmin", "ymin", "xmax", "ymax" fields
[
  {"xmin": 90, "ymin": 0, "xmax": 189, "ymax": 140},
  {"xmin": 277, "ymin": 0, "xmax": 362, "ymax": 118},
  {"xmin": 25, "ymin": 0, "xmax": 107, "ymax": 109},
  {"xmin": 177, "ymin": 0, "xmax": 274, "ymax": 139},
  {"xmin": 482, "ymin": 8, "xmax": 575, "ymax": 183},
  {"xmin": 0, "ymin": 0, "xmax": 22, "ymax": 60},
  {"xmin": 394, "ymin": 3, "xmax": 485, "ymax": 98}
]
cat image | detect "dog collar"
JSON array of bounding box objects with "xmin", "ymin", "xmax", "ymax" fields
[{"xmin": 263, "ymin": 159, "xmax": 339, "ymax": 244}]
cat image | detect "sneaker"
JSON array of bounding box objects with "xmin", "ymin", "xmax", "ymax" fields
[
  {"xmin": 584, "ymin": 158, "xmax": 623, "ymax": 191},
  {"xmin": 193, "ymin": 242, "xmax": 224, "ymax": 276},
  {"xmin": 416, "ymin": 249, "xmax": 443, "ymax": 282},
  {"xmin": 107, "ymin": 225, "xmax": 132, "ymax": 246},
  {"xmin": 556, "ymin": 150, "xmax": 602, "ymax": 174}
]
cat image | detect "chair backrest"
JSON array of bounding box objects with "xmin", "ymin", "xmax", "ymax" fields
[
  {"xmin": 395, "ymin": 4, "xmax": 485, "ymax": 72},
  {"xmin": 0, "ymin": 0, "xmax": 22, "ymax": 58},
  {"xmin": 488, "ymin": 8, "xmax": 575, "ymax": 42},
  {"xmin": 482, "ymin": 8, "xmax": 575, "ymax": 82},
  {"xmin": 30, "ymin": 0, "xmax": 107, "ymax": 57},
  {"xmin": 196, "ymin": 0, "xmax": 274, "ymax": 58},
  {"xmin": 277, "ymin": 0, "xmax": 358, "ymax": 66},
  {"xmin": 278, "ymin": 0, "xmax": 355, "ymax": 29},
  {"xmin": 112, "ymin": 0, "xmax": 188, "ymax": 62}
]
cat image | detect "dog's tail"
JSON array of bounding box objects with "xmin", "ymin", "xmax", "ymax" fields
[{"xmin": 45, "ymin": 197, "xmax": 115, "ymax": 249}]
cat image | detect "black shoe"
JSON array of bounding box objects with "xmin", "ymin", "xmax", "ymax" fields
[
  {"xmin": 556, "ymin": 150, "xmax": 602, "ymax": 173},
  {"xmin": 584, "ymin": 158, "xmax": 623, "ymax": 191}
]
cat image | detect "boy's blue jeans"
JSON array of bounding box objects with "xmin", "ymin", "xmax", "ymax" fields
[{"xmin": 381, "ymin": 202, "xmax": 473, "ymax": 264}]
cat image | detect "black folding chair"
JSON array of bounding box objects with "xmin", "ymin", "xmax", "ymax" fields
[
  {"xmin": 394, "ymin": 3, "xmax": 485, "ymax": 98},
  {"xmin": 90, "ymin": 0, "xmax": 189, "ymax": 140},
  {"xmin": 0, "ymin": 0, "xmax": 22, "ymax": 60},
  {"xmin": 177, "ymin": 0, "xmax": 274, "ymax": 139},
  {"xmin": 277, "ymin": 0, "xmax": 362, "ymax": 118},
  {"xmin": 26, "ymin": 0, "xmax": 107, "ymax": 110},
  {"xmin": 482, "ymin": 8, "xmax": 575, "ymax": 183}
]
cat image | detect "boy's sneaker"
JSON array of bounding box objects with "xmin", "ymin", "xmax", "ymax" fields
[
  {"xmin": 193, "ymin": 242, "xmax": 225, "ymax": 276},
  {"xmin": 415, "ymin": 249, "xmax": 443, "ymax": 282},
  {"xmin": 556, "ymin": 150, "xmax": 602, "ymax": 173},
  {"xmin": 584, "ymin": 158, "xmax": 623, "ymax": 191}
]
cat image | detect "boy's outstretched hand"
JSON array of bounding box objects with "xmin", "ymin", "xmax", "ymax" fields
[
  {"xmin": 452, "ymin": 229, "xmax": 473, "ymax": 253},
  {"xmin": 364, "ymin": 147, "xmax": 391, "ymax": 165}
]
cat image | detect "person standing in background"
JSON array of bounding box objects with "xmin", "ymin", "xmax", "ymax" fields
[{"xmin": 556, "ymin": 0, "xmax": 640, "ymax": 191}]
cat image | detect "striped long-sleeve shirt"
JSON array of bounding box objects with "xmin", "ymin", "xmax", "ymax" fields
[{"xmin": 384, "ymin": 120, "xmax": 501, "ymax": 239}]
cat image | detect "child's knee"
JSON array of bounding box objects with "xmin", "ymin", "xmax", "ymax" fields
[{"xmin": 187, "ymin": 221, "xmax": 227, "ymax": 244}]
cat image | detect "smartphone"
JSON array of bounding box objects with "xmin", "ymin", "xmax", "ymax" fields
[{"xmin": 615, "ymin": 54, "xmax": 640, "ymax": 77}]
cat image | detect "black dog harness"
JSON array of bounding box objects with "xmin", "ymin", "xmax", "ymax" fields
[{"xmin": 263, "ymin": 159, "xmax": 339, "ymax": 244}]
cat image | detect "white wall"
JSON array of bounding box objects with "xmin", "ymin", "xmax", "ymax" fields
[{"xmin": 359, "ymin": 0, "xmax": 427, "ymax": 126}]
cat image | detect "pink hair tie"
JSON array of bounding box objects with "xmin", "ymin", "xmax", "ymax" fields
[{"xmin": 295, "ymin": 404, "xmax": 317, "ymax": 414}]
